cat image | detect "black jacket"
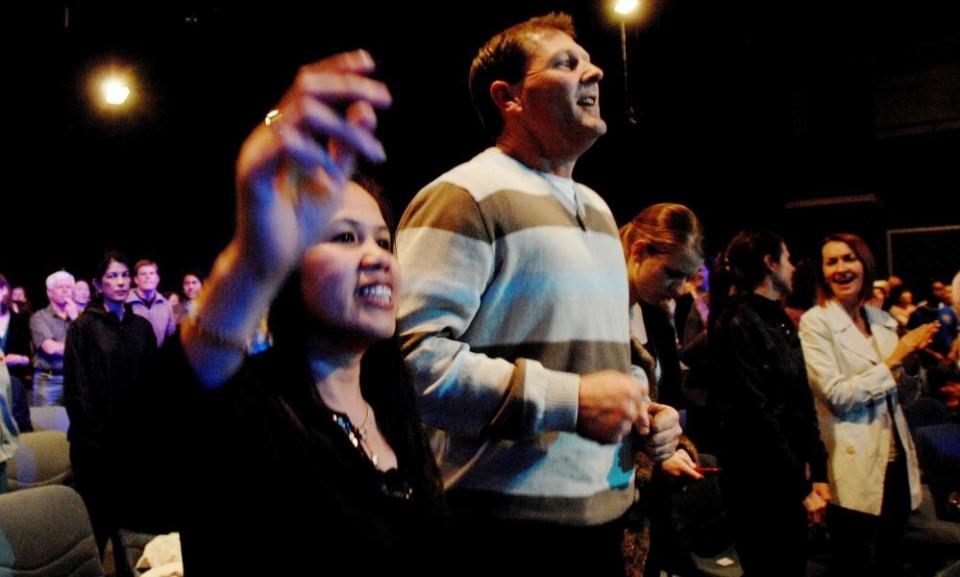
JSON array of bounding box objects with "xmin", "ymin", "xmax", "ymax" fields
[
  {"xmin": 63, "ymin": 301, "xmax": 157, "ymax": 451},
  {"xmin": 709, "ymin": 294, "xmax": 827, "ymax": 502}
]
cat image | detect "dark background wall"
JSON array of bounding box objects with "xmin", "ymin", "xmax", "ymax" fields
[{"xmin": 6, "ymin": 0, "xmax": 958, "ymax": 305}]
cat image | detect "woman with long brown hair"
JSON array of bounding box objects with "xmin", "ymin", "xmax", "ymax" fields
[{"xmin": 799, "ymin": 232, "xmax": 937, "ymax": 576}]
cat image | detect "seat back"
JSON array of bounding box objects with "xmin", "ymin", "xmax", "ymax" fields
[
  {"xmin": 0, "ymin": 485, "xmax": 103, "ymax": 577},
  {"xmin": 5, "ymin": 431, "xmax": 72, "ymax": 491},
  {"xmin": 28, "ymin": 406, "xmax": 70, "ymax": 434}
]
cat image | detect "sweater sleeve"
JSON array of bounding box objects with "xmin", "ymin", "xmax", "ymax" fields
[
  {"xmin": 798, "ymin": 309, "xmax": 896, "ymax": 416},
  {"xmin": 396, "ymin": 182, "xmax": 579, "ymax": 440}
]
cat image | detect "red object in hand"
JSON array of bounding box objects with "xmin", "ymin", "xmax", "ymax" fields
[{"xmin": 694, "ymin": 466, "xmax": 721, "ymax": 474}]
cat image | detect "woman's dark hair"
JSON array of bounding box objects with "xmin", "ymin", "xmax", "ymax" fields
[
  {"xmin": 785, "ymin": 257, "xmax": 818, "ymax": 312},
  {"xmin": 816, "ymin": 233, "xmax": 876, "ymax": 306},
  {"xmin": 709, "ymin": 230, "xmax": 785, "ymax": 329},
  {"xmin": 181, "ymin": 268, "xmax": 206, "ymax": 282},
  {"xmin": 353, "ymin": 173, "xmax": 395, "ymax": 235},
  {"xmin": 888, "ymin": 283, "xmax": 911, "ymax": 306},
  {"xmin": 95, "ymin": 250, "xmax": 132, "ymax": 280}
]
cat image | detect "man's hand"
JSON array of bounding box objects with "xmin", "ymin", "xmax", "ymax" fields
[
  {"xmin": 577, "ymin": 370, "xmax": 648, "ymax": 444},
  {"xmin": 65, "ymin": 299, "xmax": 79, "ymax": 321}
]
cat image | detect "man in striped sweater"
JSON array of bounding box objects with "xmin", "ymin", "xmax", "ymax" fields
[{"xmin": 397, "ymin": 13, "xmax": 681, "ymax": 576}]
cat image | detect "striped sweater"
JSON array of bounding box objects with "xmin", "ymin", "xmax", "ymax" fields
[{"xmin": 396, "ymin": 147, "xmax": 635, "ymax": 525}]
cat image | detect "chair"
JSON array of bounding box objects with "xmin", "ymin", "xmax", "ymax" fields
[
  {"xmin": 905, "ymin": 484, "xmax": 960, "ymax": 576},
  {"xmin": 0, "ymin": 485, "xmax": 103, "ymax": 577},
  {"xmin": 118, "ymin": 530, "xmax": 159, "ymax": 577},
  {"xmin": 5, "ymin": 431, "xmax": 72, "ymax": 491},
  {"xmin": 28, "ymin": 406, "xmax": 70, "ymax": 434}
]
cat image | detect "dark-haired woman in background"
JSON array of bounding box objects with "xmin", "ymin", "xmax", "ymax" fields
[
  {"xmin": 0, "ymin": 274, "xmax": 33, "ymax": 432},
  {"xmin": 64, "ymin": 251, "xmax": 157, "ymax": 573},
  {"xmin": 799, "ymin": 233, "xmax": 937, "ymax": 576},
  {"xmin": 709, "ymin": 230, "xmax": 830, "ymax": 577}
]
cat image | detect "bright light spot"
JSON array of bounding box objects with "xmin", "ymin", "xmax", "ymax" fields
[
  {"xmin": 614, "ymin": 0, "xmax": 640, "ymax": 15},
  {"xmin": 102, "ymin": 78, "xmax": 130, "ymax": 105},
  {"xmin": 87, "ymin": 63, "xmax": 139, "ymax": 115}
]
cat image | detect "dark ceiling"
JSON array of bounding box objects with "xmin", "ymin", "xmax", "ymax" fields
[{"xmin": 6, "ymin": 0, "xmax": 958, "ymax": 297}]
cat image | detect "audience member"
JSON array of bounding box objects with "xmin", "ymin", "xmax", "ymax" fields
[
  {"xmin": 396, "ymin": 13, "xmax": 679, "ymax": 577},
  {"xmin": 0, "ymin": 274, "xmax": 32, "ymax": 431},
  {"xmin": 172, "ymin": 271, "xmax": 203, "ymax": 325},
  {"xmin": 127, "ymin": 260, "xmax": 177, "ymax": 346},
  {"xmin": 73, "ymin": 279, "xmax": 91, "ymax": 311},
  {"xmin": 64, "ymin": 251, "xmax": 158, "ymax": 574},
  {"xmin": 29, "ymin": 270, "xmax": 78, "ymax": 406},
  {"xmin": 799, "ymin": 233, "xmax": 936, "ymax": 577},
  {"xmin": 619, "ymin": 203, "xmax": 705, "ymax": 576},
  {"xmin": 171, "ymin": 49, "xmax": 449, "ymax": 575},
  {"xmin": 710, "ymin": 230, "xmax": 829, "ymax": 577}
]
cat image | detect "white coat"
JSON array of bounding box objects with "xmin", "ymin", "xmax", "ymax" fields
[{"xmin": 798, "ymin": 300, "xmax": 922, "ymax": 516}]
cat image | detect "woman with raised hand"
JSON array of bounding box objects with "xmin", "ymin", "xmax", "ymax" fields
[
  {"xmin": 173, "ymin": 50, "xmax": 447, "ymax": 576},
  {"xmin": 799, "ymin": 232, "xmax": 937, "ymax": 577}
]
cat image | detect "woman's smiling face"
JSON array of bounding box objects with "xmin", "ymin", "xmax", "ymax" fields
[
  {"xmin": 300, "ymin": 182, "xmax": 399, "ymax": 343},
  {"xmin": 822, "ymin": 240, "xmax": 864, "ymax": 307}
]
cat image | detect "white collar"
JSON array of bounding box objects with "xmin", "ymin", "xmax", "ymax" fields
[{"xmin": 629, "ymin": 302, "xmax": 648, "ymax": 345}]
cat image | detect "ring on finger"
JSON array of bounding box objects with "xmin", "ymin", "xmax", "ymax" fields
[{"xmin": 265, "ymin": 109, "xmax": 284, "ymax": 134}]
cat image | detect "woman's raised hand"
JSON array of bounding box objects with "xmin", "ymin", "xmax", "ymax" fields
[{"xmin": 234, "ymin": 50, "xmax": 392, "ymax": 280}]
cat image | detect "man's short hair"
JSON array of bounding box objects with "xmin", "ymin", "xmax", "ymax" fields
[
  {"xmin": 134, "ymin": 259, "xmax": 158, "ymax": 275},
  {"xmin": 469, "ymin": 12, "xmax": 576, "ymax": 139},
  {"xmin": 45, "ymin": 270, "xmax": 75, "ymax": 290}
]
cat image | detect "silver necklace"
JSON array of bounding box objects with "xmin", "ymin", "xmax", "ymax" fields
[{"xmin": 332, "ymin": 402, "xmax": 379, "ymax": 468}]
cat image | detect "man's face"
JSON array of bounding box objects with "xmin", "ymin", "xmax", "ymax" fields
[
  {"xmin": 47, "ymin": 277, "xmax": 75, "ymax": 308},
  {"xmin": 932, "ymin": 281, "xmax": 947, "ymax": 304},
  {"xmin": 72, "ymin": 280, "xmax": 90, "ymax": 305},
  {"xmin": 511, "ymin": 31, "xmax": 606, "ymax": 155},
  {"xmin": 182, "ymin": 275, "xmax": 203, "ymax": 300},
  {"xmin": 135, "ymin": 264, "xmax": 160, "ymax": 292}
]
